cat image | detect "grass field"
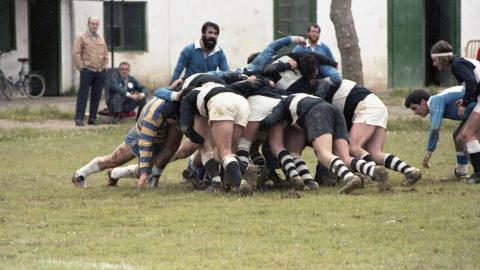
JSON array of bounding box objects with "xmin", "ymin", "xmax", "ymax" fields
[{"xmin": 1, "ymin": 119, "xmax": 480, "ymax": 269}]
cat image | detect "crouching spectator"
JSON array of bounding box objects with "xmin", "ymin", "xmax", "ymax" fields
[{"xmin": 108, "ymin": 61, "xmax": 147, "ymax": 124}]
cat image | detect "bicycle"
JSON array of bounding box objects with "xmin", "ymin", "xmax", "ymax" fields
[{"xmin": 0, "ymin": 51, "xmax": 46, "ymax": 100}]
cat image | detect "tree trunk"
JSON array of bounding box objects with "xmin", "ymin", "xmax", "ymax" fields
[{"xmin": 330, "ymin": 0, "xmax": 364, "ymax": 85}]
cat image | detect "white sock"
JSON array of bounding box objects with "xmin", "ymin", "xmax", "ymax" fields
[
  {"xmin": 189, "ymin": 152, "xmax": 202, "ymax": 171},
  {"xmin": 466, "ymin": 140, "xmax": 480, "ymax": 154},
  {"xmin": 456, "ymin": 164, "xmax": 468, "ymax": 175},
  {"xmin": 76, "ymin": 157, "xmax": 101, "ymax": 177},
  {"xmin": 236, "ymin": 137, "xmax": 252, "ymax": 152},
  {"xmin": 212, "ymin": 176, "xmax": 222, "ymax": 183},
  {"xmin": 111, "ymin": 164, "xmax": 138, "ymax": 179}
]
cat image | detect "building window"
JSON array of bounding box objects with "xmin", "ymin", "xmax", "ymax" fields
[
  {"xmin": 104, "ymin": 2, "xmax": 147, "ymax": 51},
  {"xmin": 274, "ymin": 0, "xmax": 316, "ymax": 53},
  {"xmin": 0, "ymin": 0, "xmax": 16, "ymax": 51}
]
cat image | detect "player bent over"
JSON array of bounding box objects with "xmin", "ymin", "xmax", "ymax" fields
[{"xmin": 72, "ymin": 98, "xmax": 182, "ymax": 188}]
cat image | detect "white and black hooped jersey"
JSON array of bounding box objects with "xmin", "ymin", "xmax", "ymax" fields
[{"xmin": 324, "ymin": 79, "xmax": 371, "ymax": 128}]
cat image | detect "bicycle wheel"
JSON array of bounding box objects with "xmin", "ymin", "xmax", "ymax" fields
[
  {"xmin": 0, "ymin": 77, "xmax": 13, "ymax": 100},
  {"xmin": 24, "ymin": 74, "xmax": 46, "ymax": 98}
]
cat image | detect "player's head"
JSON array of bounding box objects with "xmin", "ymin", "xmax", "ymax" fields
[
  {"xmin": 405, "ymin": 89, "xmax": 430, "ymax": 117},
  {"xmin": 298, "ymin": 54, "xmax": 318, "ymax": 79}
]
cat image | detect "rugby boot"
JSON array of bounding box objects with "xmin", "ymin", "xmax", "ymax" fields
[
  {"xmin": 372, "ymin": 166, "xmax": 390, "ymax": 192},
  {"xmin": 402, "ymin": 168, "xmax": 422, "ymax": 186},
  {"xmin": 148, "ymin": 173, "xmax": 160, "ymax": 188},
  {"xmin": 71, "ymin": 173, "xmax": 86, "ymax": 188},
  {"xmin": 338, "ymin": 175, "xmax": 362, "ymax": 194},
  {"xmin": 237, "ymin": 179, "xmax": 254, "ymax": 197},
  {"xmin": 106, "ymin": 169, "xmax": 118, "ymax": 187},
  {"xmin": 464, "ymin": 172, "xmax": 480, "ymax": 184},
  {"xmin": 304, "ymin": 179, "xmax": 319, "ymax": 190}
]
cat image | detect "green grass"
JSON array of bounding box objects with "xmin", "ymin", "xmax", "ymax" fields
[
  {"xmin": 0, "ymin": 106, "xmax": 74, "ymax": 122},
  {"xmin": 381, "ymin": 86, "xmax": 445, "ymax": 107},
  {"xmin": 1, "ymin": 122, "xmax": 479, "ymax": 269}
]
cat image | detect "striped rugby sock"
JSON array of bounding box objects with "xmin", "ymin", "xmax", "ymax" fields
[
  {"xmin": 383, "ymin": 154, "xmax": 414, "ymax": 175},
  {"xmin": 351, "ymin": 158, "xmax": 375, "ymax": 178},
  {"xmin": 329, "ymin": 156, "xmax": 354, "ymax": 181},
  {"xmin": 277, "ymin": 149, "xmax": 300, "ymax": 180},
  {"xmin": 292, "ymin": 153, "xmax": 314, "ymax": 181}
]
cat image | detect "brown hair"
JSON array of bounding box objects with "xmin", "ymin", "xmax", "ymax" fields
[
  {"xmin": 430, "ymin": 40, "xmax": 453, "ymax": 54},
  {"xmin": 307, "ymin": 23, "xmax": 321, "ymax": 33},
  {"xmin": 430, "ymin": 40, "xmax": 454, "ymax": 66}
]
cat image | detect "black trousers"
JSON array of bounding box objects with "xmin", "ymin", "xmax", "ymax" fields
[
  {"xmin": 108, "ymin": 92, "xmax": 146, "ymax": 116},
  {"xmin": 75, "ymin": 69, "xmax": 106, "ymax": 122}
]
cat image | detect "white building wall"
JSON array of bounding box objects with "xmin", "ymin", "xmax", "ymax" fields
[
  {"xmin": 1, "ymin": 0, "xmax": 29, "ymax": 79},
  {"xmin": 6, "ymin": 0, "xmax": 477, "ymax": 94},
  {"xmin": 61, "ymin": 0, "xmax": 74, "ymax": 93},
  {"xmin": 69, "ymin": 0, "xmax": 104, "ymax": 92},
  {"xmin": 110, "ymin": 0, "xmax": 273, "ymax": 89},
  {"xmin": 317, "ymin": 0, "xmax": 388, "ymax": 91},
  {"xmin": 461, "ymin": 0, "xmax": 480, "ymax": 57}
]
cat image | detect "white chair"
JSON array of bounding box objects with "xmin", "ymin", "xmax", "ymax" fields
[{"xmin": 465, "ymin": 39, "xmax": 480, "ymax": 60}]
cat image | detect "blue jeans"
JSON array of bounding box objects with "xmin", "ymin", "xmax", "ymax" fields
[
  {"xmin": 108, "ymin": 92, "xmax": 146, "ymax": 116},
  {"xmin": 318, "ymin": 64, "xmax": 342, "ymax": 86},
  {"xmin": 75, "ymin": 69, "xmax": 106, "ymax": 122},
  {"xmin": 154, "ymin": 87, "xmax": 174, "ymax": 101},
  {"xmin": 207, "ymin": 36, "xmax": 293, "ymax": 77},
  {"xmin": 245, "ymin": 36, "xmax": 293, "ymax": 73}
]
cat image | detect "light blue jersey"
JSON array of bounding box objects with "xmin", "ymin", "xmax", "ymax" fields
[{"xmin": 426, "ymin": 86, "xmax": 468, "ymax": 153}]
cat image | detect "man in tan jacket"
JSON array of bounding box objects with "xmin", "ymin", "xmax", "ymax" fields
[{"xmin": 73, "ymin": 17, "xmax": 108, "ymax": 126}]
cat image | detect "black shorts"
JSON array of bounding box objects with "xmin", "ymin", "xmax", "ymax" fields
[{"xmin": 304, "ymin": 102, "xmax": 349, "ymax": 143}]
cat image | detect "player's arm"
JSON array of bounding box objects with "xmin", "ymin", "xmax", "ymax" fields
[
  {"xmin": 423, "ymin": 96, "xmax": 445, "ymax": 168},
  {"xmin": 154, "ymin": 87, "xmax": 180, "ymax": 101},
  {"xmin": 180, "ymin": 93, "xmax": 204, "ymax": 144},
  {"xmin": 260, "ymin": 98, "xmax": 288, "ymax": 130}
]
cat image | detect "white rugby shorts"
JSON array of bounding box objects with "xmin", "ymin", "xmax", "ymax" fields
[
  {"xmin": 247, "ymin": 95, "xmax": 281, "ymax": 121},
  {"xmin": 352, "ymin": 94, "xmax": 388, "ymax": 128},
  {"xmin": 207, "ymin": 92, "xmax": 250, "ymax": 127}
]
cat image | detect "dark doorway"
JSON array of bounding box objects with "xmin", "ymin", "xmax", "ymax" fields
[
  {"xmin": 424, "ymin": 0, "xmax": 460, "ymax": 86},
  {"xmin": 388, "ymin": 0, "xmax": 460, "ymax": 89},
  {"xmin": 29, "ymin": 0, "xmax": 60, "ymax": 96}
]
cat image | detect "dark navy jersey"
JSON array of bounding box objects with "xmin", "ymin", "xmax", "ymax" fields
[{"xmin": 450, "ymin": 57, "xmax": 480, "ymax": 106}]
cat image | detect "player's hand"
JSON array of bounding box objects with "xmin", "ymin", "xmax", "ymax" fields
[
  {"xmin": 455, "ymin": 99, "xmax": 463, "ymax": 108},
  {"xmin": 288, "ymin": 59, "xmax": 298, "ymax": 69},
  {"xmin": 298, "ymin": 36, "xmax": 306, "ymax": 46},
  {"xmin": 458, "ymin": 105, "xmax": 466, "ymax": 118},
  {"xmin": 422, "ymin": 154, "xmax": 431, "ymax": 169},
  {"xmin": 169, "ymin": 78, "xmax": 183, "ymax": 89},
  {"xmin": 130, "ymin": 93, "xmax": 140, "ymax": 101},
  {"xmin": 137, "ymin": 173, "xmax": 149, "ymax": 189},
  {"xmin": 136, "ymin": 92, "xmax": 146, "ymax": 101}
]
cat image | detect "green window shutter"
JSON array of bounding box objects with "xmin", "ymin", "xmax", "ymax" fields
[
  {"xmin": 0, "ymin": 0, "xmax": 16, "ymax": 51},
  {"xmin": 388, "ymin": 0, "xmax": 424, "ymax": 88},
  {"xmin": 274, "ymin": 0, "xmax": 316, "ymax": 54},
  {"xmin": 104, "ymin": 2, "xmax": 146, "ymax": 51},
  {"xmin": 274, "ymin": 0, "xmax": 316, "ymax": 38},
  {"xmin": 122, "ymin": 3, "xmax": 146, "ymax": 51}
]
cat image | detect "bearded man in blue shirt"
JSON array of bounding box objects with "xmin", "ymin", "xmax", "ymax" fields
[{"xmin": 170, "ymin": 21, "xmax": 229, "ymax": 89}]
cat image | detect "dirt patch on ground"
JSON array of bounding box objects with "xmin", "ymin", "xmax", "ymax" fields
[
  {"xmin": 0, "ymin": 119, "xmax": 115, "ymax": 130},
  {"xmin": 281, "ymin": 190, "xmax": 303, "ymax": 199}
]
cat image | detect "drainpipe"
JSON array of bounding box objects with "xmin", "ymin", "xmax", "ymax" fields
[
  {"xmin": 69, "ymin": 0, "xmax": 76, "ymax": 93},
  {"xmin": 110, "ymin": 0, "xmax": 114, "ymax": 68}
]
